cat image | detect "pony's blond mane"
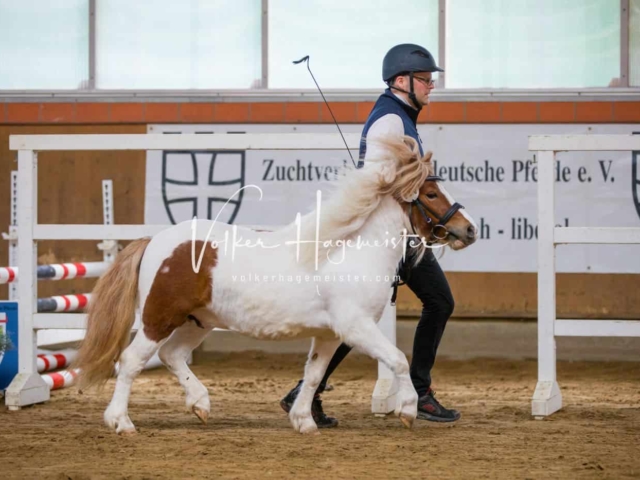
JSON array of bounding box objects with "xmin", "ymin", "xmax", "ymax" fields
[{"xmin": 294, "ymin": 135, "xmax": 434, "ymax": 267}]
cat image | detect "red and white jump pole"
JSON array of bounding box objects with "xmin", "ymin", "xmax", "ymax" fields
[
  {"xmin": 41, "ymin": 369, "xmax": 79, "ymax": 391},
  {"xmin": 37, "ymin": 349, "xmax": 78, "ymax": 373},
  {"xmin": 38, "ymin": 353, "xmax": 163, "ymax": 391},
  {"xmin": 36, "ymin": 294, "xmax": 92, "ymax": 313},
  {"xmin": 0, "ymin": 262, "xmax": 109, "ymax": 285}
]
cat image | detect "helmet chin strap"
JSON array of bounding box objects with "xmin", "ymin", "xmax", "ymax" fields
[{"xmin": 389, "ymin": 72, "xmax": 422, "ymax": 111}]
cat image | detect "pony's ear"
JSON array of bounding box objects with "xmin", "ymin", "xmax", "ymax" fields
[
  {"xmin": 402, "ymin": 136, "xmax": 420, "ymax": 155},
  {"xmin": 379, "ymin": 164, "xmax": 395, "ymax": 183},
  {"xmin": 400, "ymin": 190, "xmax": 419, "ymax": 203},
  {"xmin": 422, "ymin": 151, "xmax": 433, "ymax": 163}
]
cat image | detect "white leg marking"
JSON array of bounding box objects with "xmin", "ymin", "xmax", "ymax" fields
[
  {"xmin": 158, "ymin": 321, "xmax": 212, "ymax": 424},
  {"xmin": 289, "ymin": 337, "xmax": 341, "ymax": 434},
  {"xmin": 343, "ymin": 321, "xmax": 418, "ymax": 428},
  {"xmin": 104, "ymin": 331, "xmax": 165, "ymax": 435}
]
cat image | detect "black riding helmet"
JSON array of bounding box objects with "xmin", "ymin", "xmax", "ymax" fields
[{"xmin": 382, "ymin": 43, "xmax": 443, "ymax": 110}]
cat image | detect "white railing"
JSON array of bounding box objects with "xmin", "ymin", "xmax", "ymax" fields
[
  {"xmin": 6, "ymin": 133, "xmax": 405, "ymax": 414},
  {"xmin": 530, "ymin": 134, "xmax": 640, "ymax": 418}
]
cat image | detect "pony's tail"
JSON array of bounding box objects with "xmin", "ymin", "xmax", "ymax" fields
[{"xmin": 73, "ymin": 237, "xmax": 152, "ymax": 390}]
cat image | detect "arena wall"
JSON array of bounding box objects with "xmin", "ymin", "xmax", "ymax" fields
[{"xmin": 1, "ymin": 99, "xmax": 639, "ymax": 320}]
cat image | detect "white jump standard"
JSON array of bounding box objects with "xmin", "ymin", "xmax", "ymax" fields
[{"xmin": 530, "ymin": 134, "xmax": 640, "ymax": 418}]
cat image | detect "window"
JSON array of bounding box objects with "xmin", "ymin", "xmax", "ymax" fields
[
  {"xmin": 268, "ymin": 0, "xmax": 439, "ymax": 89},
  {"xmin": 0, "ymin": 1, "xmax": 633, "ymax": 91},
  {"xmin": 0, "ymin": 0, "xmax": 89, "ymax": 89},
  {"xmin": 96, "ymin": 0, "xmax": 261, "ymax": 89},
  {"xmin": 446, "ymin": 0, "xmax": 620, "ymax": 88},
  {"xmin": 631, "ymin": 0, "xmax": 640, "ymax": 86}
]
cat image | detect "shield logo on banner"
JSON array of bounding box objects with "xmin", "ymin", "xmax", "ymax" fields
[{"xmin": 162, "ymin": 150, "xmax": 246, "ymax": 225}]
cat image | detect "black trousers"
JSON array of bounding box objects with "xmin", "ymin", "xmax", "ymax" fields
[{"xmin": 316, "ymin": 248, "xmax": 454, "ymax": 397}]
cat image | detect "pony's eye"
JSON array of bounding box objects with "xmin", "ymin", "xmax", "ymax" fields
[{"xmin": 426, "ymin": 193, "xmax": 438, "ymax": 200}]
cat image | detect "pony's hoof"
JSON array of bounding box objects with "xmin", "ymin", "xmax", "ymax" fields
[
  {"xmin": 119, "ymin": 428, "xmax": 137, "ymax": 437},
  {"xmin": 193, "ymin": 406, "xmax": 209, "ymax": 425},
  {"xmin": 400, "ymin": 414, "xmax": 415, "ymax": 429},
  {"xmin": 300, "ymin": 425, "xmax": 320, "ymax": 435},
  {"xmin": 291, "ymin": 414, "xmax": 318, "ymax": 435}
]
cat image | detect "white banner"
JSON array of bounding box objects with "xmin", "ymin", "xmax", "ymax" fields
[{"xmin": 145, "ymin": 123, "xmax": 640, "ymax": 273}]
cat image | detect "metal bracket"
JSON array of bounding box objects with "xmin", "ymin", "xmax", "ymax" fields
[
  {"xmin": 2, "ymin": 226, "xmax": 18, "ymax": 241},
  {"xmin": 101, "ymin": 180, "xmax": 119, "ymax": 263}
]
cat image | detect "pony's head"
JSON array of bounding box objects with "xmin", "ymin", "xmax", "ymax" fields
[
  {"xmin": 375, "ymin": 136, "xmax": 478, "ymax": 260},
  {"xmin": 291, "ymin": 135, "xmax": 477, "ymax": 269}
]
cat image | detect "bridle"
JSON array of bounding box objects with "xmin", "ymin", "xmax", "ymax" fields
[
  {"xmin": 391, "ymin": 175, "xmax": 464, "ymax": 307},
  {"xmin": 407, "ymin": 175, "xmax": 464, "ymax": 245}
]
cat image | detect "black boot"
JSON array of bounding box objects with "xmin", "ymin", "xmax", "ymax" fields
[
  {"xmin": 280, "ymin": 380, "xmax": 339, "ymax": 428},
  {"xmin": 417, "ymin": 389, "xmax": 461, "ymax": 423}
]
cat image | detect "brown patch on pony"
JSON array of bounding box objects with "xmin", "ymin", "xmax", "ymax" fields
[{"xmin": 142, "ymin": 240, "xmax": 217, "ymax": 342}]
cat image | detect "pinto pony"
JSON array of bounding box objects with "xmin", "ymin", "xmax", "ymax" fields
[{"xmin": 73, "ymin": 136, "xmax": 477, "ymax": 435}]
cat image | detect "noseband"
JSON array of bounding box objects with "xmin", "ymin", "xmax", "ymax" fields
[{"xmin": 407, "ymin": 175, "xmax": 464, "ymax": 244}]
